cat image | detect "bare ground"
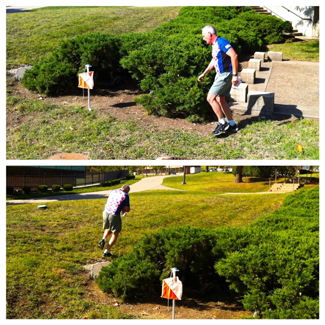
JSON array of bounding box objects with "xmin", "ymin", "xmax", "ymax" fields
[
  {"xmin": 82, "ymin": 274, "xmax": 252, "ymax": 320},
  {"xmin": 7, "ymin": 68, "xmax": 300, "ymax": 160}
]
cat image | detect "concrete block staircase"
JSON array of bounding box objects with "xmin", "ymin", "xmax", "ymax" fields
[
  {"xmin": 269, "ymin": 182, "xmax": 303, "ymax": 193},
  {"xmin": 250, "ymin": 6, "xmax": 303, "ymax": 37}
]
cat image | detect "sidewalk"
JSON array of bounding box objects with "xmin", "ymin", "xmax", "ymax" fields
[
  {"xmin": 231, "ymin": 59, "xmax": 319, "ymax": 119},
  {"xmin": 6, "ymin": 175, "xmax": 181, "ymax": 206}
]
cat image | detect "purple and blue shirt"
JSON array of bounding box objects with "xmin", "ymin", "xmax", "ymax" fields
[
  {"xmin": 104, "ymin": 189, "xmax": 130, "ymax": 215},
  {"xmin": 212, "ymin": 37, "xmax": 233, "ymax": 74}
]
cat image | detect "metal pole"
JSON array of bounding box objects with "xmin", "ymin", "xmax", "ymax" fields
[
  {"xmin": 172, "ymin": 300, "xmax": 175, "ymax": 319},
  {"xmin": 182, "ymin": 166, "xmax": 186, "ymax": 185},
  {"xmin": 85, "ymin": 64, "xmax": 92, "ymax": 111},
  {"xmin": 171, "ymin": 267, "xmax": 179, "ymax": 319}
]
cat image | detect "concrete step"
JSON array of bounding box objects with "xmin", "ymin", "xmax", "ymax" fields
[{"xmin": 269, "ymin": 183, "xmax": 301, "ymax": 192}]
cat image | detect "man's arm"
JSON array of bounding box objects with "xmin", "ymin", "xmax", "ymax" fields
[
  {"xmin": 198, "ymin": 58, "xmax": 215, "ymax": 82},
  {"xmin": 122, "ymin": 206, "xmax": 130, "ymax": 213},
  {"xmin": 226, "ymin": 47, "xmax": 239, "ymax": 85}
]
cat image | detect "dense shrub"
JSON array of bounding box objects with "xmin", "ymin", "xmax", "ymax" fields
[
  {"xmin": 100, "ymin": 179, "xmax": 121, "ymax": 187},
  {"xmin": 22, "ymin": 186, "xmax": 31, "ymax": 194},
  {"xmin": 63, "ymin": 184, "xmax": 73, "ymax": 191},
  {"xmin": 22, "ymin": 33, "xmax": 125, "ymax": 95},
  {"xmin": 37, "ymin": 185, "xmax": 48, "ymax": 193},
  {"xmin": 51, "ymin": 184, "xmax": 61, "ymax": 192},
  {"xmin": 125, "ymin": 175, "xmax": 135, "ymax": 180},
  {"xmin": 22, "ymin": 7, "xmax": 291, "ymax": 120},
  {"xmin": 96, "ymin": 226, "xmax": 219, "ymax": 301},
  {"xmin": 7, "ymin": 187, "xmax": 14, "ymax": 195},
  {"xmin": 96, "ymin": 187, "xmax": 319, "ymax": 319},
  {"xmin": 215, "ymin": 187, "xmax": 319, "ymax": 319},
  {"xmin": 232, "ymin": 166, "xmax": 296, "ymax": 178}
]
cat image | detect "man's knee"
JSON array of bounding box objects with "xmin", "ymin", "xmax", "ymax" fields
[{"xmin": 207, "ymin": 94, "xmax": 216, "ymax": 105}]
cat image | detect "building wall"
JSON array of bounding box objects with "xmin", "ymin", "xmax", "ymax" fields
[{"xmin": 264, "ymin": 6, "xmax": 318, "ymax": 37}]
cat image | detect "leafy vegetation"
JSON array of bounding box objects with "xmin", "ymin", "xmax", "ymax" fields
[
  {"xmin": 97, "ymin": 186, "xmax": 319, "ymax": 319},
  {"xmin": 6, "ymin": 96, "xmax": 319, "ymax": 160},
  {"xmin": 21, "ymin": 6, "xmax": 291, "ymax": 120},
  {"xmin": 7, "ymin": 173, "xmax": 291, "ymax": 318},
  {"xmin": 6, "ymin": 6, "xmax": 179, "ymax": 67}
]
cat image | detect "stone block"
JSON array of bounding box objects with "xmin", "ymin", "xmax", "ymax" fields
[
  {"xmin": 268, "ymin": 51, "xmax": 283, "ymax": 61},
  {"xmin": 15, "ymin": 65, "xmax": 33, "ymax": 81},
  {"xmin": 248, "ymin": 59, "xmax": 261, "ymax": 71},
  {"xmin": 240, "ymin": 68, "xmax": 256, "ymax": 84},
  {"xmin": 230, "ymin": 83, "xmax": 248, "ymax": 102},
  {"xmin": 254, "ymin": 51, "xmax": 265, "ymax": 61},
  {"xmin": 247, "ymin": 91, "xmax": 275, "ymax": 116}
]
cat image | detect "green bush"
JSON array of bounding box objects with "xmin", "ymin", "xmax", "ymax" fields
[
  {"xmin": 7, "ymin": 187, "xmax": 14, "ymax": 195},
  {"xmin": 22, "ymin": 186, "xmax": 32, "ymax": 194},
  {"xmin": 100, "ymin": 179, "xmax": 121, "ymax": 187},
  {"xmin": 22, "ymin": 7, "xmax": 291, "ymax": 120},
  {"xmin": 232, "ymin": 166, "xmax": 296, "ymax": 178},
  {"xmin": 22, "ymin": 33, "xmax": 126, "ymax": 95},
  {"xmin": 63, "ymin": 184, "xmax": 73, "ymax": 191},
  {"xmin": 96, "ymin": 187, "xmax": 319, "ymax": 319},
  {"xmin": 96, "ymin": 226, "xmax": 219, "ymax": 301},
  {"xmin": 51, "ymin": 184, "xmax": 61, "ymax": 193},
  {"xmin": 37, "ymin": 185, "xmax": 48, "ymax": 193},
  {"xmin": 214, "ymin": 187, "xmax": 319, "ymax": 319}
]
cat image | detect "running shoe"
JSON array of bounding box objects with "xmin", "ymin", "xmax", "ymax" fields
[
  {"xmin": 212, "ymin": 122, "xmax": 229, "ymax": 136},
  {"xmin": 102, "ymin": 250, "xmax": 112, "ymax": 258},
  {"xmin": 98, "ymin": 239, "xmax": 105, "ymax": 250},
  {"xmin": 227, "ymin": 123, "xmax": 239, "ymax": 133}
]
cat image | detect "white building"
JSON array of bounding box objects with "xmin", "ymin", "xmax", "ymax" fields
[{"xmin": 261, "ymin": 6, "xmax": 319, "ymax": 37}]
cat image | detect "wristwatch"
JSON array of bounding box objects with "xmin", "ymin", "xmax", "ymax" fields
[{"xmin": 233, "ymin": 73, "xmax": 238, "ymax": 76}]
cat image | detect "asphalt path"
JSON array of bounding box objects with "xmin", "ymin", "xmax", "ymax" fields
[
  {"xmin": 6, "ymin": 6, "xmax": 45, "ymax": 13},
  {"xmin": 6, "ymin": 175, "xmax": 181, "ymax": 206}
]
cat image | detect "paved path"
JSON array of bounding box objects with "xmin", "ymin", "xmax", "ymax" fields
[
  {"xmin": 6, "ymin": 6, "xmax": 45, "ymax": 13},
  {"xmin": 231, "ymin": 59, "xmax": 319, "ymax": 119},
  {"xmin": 6, "ymin": 175, "xmax": 181, "ymax": 206}
]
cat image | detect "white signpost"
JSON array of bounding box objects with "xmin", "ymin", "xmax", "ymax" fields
[
  {"xmin": 78, "ymin": 64, "xmax": 94, "ymax": 111},
  {"xmin": 161, "ymin": 267, "xmax": 182, "ymax": 319}
]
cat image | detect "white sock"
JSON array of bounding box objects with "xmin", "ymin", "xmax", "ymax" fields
[
  {"xmin": 102, "ymin": 236, "xmax": 106, "ymax": 241},
  {"xmin": 104, "ymin": 249, "xmax": 109, "ymax": 254},
  {"xmin": 219, "ymin": 118, "xmax": 226, "ymax": 124},
  {"xmin": 228, "ymin": 120, "xmax": 236, "ymax": 126}
]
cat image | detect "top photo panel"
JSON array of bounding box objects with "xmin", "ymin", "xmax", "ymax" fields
[{"xmin": 6, "ymin": 6, "xmax": 319, "ymax": 160}]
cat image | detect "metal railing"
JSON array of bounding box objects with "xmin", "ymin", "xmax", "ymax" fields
[{"xmin": 7, "ymin": 170, "xmax": 129, "ymax": 190}]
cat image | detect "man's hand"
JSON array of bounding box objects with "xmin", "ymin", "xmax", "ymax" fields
[
  {"xmin": 232, "ymin": 75, "xmax": 239, "ymax": 86},
  {"xmin": 198, "ymin": 73, "xmax": 205, "ymax": 82}
]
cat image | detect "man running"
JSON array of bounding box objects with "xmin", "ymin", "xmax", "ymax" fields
[
  {"xmin": 98, "ymin": 184, "xmax": 130, "ymax": 257},
  {"xmin": 198, "ymin": 25, "xmax": 239, "ymax": 136}
]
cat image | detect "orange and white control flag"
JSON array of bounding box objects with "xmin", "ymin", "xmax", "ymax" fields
[
  {"xmin": 161, "ymin": 276, "xmax": 183, "ymax": 300},
  {"xmin": 78, "ymin": 72, "xmax": 94, "ymax": 89}
]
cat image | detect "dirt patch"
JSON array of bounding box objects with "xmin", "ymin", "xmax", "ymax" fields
[
  {"xmin": 48, "ymin": 153, "xmax": 90, "ymax": 160},
  {"xmin": 81, "ymin": 259, "xmax": 252, "ymax": 319},
  {"xmin": 7, "ymin": 72, "xmax": 298, "ymax": 144},
  {"xmin": 82, "ymin": 275, "xmax": 252, "ymax": 320}
]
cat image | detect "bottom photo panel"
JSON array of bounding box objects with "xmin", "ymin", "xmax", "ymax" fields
[{"xmin": 6, "ymin": 164, "xmax": 319, "ymax": 320}]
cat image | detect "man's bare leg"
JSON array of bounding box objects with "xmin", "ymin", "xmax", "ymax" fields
[{"xmin": 207, "ymin": 93, "xmax": 225, "ymax": 120}]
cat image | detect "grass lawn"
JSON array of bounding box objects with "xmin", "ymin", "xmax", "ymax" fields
[
  {"xmin": 6, "ymin": 6, "xmax": 179, "ymax": 68},
  {"xmin": 267, "ymin": 40, "xmax": 319, "ymax": 62},
  {"xmin": 7, "ymin": 173, "xmax": 294, "ymax": 319},
  {"xmin": 6, "ymin": 7, "xmax": 319, "ymax": 160},
  {"xmin": 6, "ymin": 95, "xmax": 319, "ymax": 159}
]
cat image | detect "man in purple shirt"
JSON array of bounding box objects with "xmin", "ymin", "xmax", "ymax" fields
[
  {"xmin": 198, "ymin": 25, "xmax": 239, "ymax": 136},
  {"xmin": 98, "ymin": 184, "xmax": 130, "ymax": 257}
]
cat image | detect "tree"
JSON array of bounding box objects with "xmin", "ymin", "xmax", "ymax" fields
[{"xmin": 235, "ymin": 166, "xmax": 243, "ymax": 183}]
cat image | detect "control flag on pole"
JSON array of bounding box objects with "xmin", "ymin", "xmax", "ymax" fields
[
  {"xmin": 161, "ymin": 276, "xmax": 183, "ymax": 300},
  {"xmin": 78, "ymin": 72, "xmax": 94, "ymax": 89}
]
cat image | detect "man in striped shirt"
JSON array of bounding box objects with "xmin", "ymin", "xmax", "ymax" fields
[
  {"xmin": 98, "ymin": 184, "xmax": 131, "ymax": 257},
  {"xmin": 198, "ymin": 25, "xmax": 239, "ymax": 136}
]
